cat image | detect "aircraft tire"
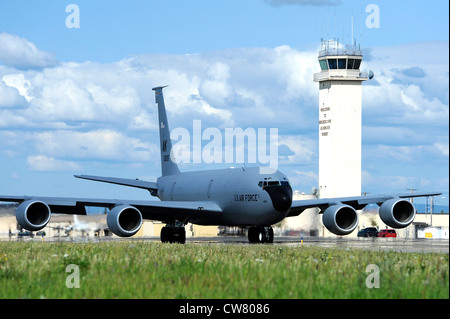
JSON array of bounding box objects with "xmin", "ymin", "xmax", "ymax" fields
[
  {"xmin": 248, "ymin": 226, "xmax": 273, "ymax": 244},
  {"xmin": 174, "ymin": 227, "xmax": 186, "ymax": 244},
  {"xmin": 248, "ymin": 227, "xmax": 259, "ymax": 243},
  {"xmin": 267, "ymin": 227, "xmax": 274, "ymax": 243},
  {"xmin": 161, "ymin": 226, "xmax": 172, "ymax": 243},
  {"xmin": 161, "ymin": 226, "xmax": 186, "ymax": 244}
]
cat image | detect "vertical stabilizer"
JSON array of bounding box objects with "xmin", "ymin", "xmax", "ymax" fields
[{"xmin": 152, "ymin": 86, "xmax": 180, "ymax": 176}]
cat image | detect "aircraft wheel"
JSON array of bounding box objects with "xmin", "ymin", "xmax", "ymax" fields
[
  {"xmin": 266, "ymin": 227, "xmax": 274, "ymax": 243},
  {"xmin": 248, "ymin": 226, "xmax": 273, "ymax": 244},
  {"xmin": 161, "ymin": 226, "xmax": 172, "ymax": 243},
  {"xmin": 161, "ymin": 226, "xmax": 186, "ymax": 244},
  {"xmin": 248, "ymin": 227, "xmax": 259, "ymax": 243},
  {"xmin": 173, "ymin": 227, "xmax": 186, "ymax": 244}
]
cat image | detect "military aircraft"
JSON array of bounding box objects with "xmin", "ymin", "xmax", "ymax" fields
[{"xmin": 0, "ymin": 86, "xmax": 441, "ymax": 243}]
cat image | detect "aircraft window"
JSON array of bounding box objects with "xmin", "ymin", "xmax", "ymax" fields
[
  {"xmin": 319, "ymin": 60, "xmax": 328, "ymax": 70},
  {"xmin": 259, "ymin": 180, "xmax": 288, "ymax": 188},
  {"xmin": 338, "ymin": 59, "xmax": 346, "ymax": 69},
  {"xmin": 353, "ymin": 59, "xmax": 361, "ymax": 69},
  {"xmin": 259, "ymin": 181, "xmax": 280, "ymax": 188},
  {"xmin": 328, "ymin": 59, "xmax": 337, "ymax": 69}
]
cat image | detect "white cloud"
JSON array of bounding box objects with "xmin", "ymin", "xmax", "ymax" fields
[
  {"xmin": 363, "ymin": 42, "xmax": 449, "ymax": 126},
  {"xmin": 33, "ymin": 130, "xmax": 158, "ymax": 163},
  {"xmin": 434, "ymin": 143, "xmax": 449, "ymax": 157},
  {"xmin": 199, "ymin": 62, "xmax": 232, "ymax": 107},
  {"xmin": 399, "ymin": 84, "xmax": 448, "ymax": 122},
  {"xmin": 0, "ymin": 80, "xmax": 26, "ymax": 108},
  {"xmin": 363, "ymin": 126, "xmax": 426, "ymax": 146},
  {"xmin": 2, "ymin": 73, "xmax": 33, "ymax": 102},
  {"xmin": 27, "ymin": 155, "xmax": 81, "ymax": 172},
  {"xmin": 0, "ymin": 45, "xmax": 320, "ymax": 131},
  {"xmin": 278, "ymin": 135, "xmax": 316, "ymax": 165},
  {"xmin": 0, "ymin": 33, "xmax": 57, "ymax": 69}
]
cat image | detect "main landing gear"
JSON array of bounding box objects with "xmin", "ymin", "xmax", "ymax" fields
[
  {"xmin": 161, "ymin": 225, "xmax": 186, "ymax": 244},
  {"xmin": 248, "ymin": 226, "xmax": 274, "ymax": 244}
]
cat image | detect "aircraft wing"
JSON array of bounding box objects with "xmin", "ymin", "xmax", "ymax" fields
[
  {"xmin": 0, "ymin": 195, "xmax": 223, "ymax": 224},
  {"xmin": 287, "ymin": 192, "xmax": 442, "ymax": 217}
]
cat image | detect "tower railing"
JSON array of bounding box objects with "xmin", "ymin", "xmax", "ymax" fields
[{"xmin": 318, "ymin": 48, "xmax": 362, "ymax": 57}]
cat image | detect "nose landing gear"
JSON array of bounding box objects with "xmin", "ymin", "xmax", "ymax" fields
[{"xmin": 248, "ymin": 226, "xmax": 274, "ymax": 244}]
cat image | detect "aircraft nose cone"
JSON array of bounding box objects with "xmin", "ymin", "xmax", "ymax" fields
[{"xmin": 264, "ymin": 185, "xmax": 293, "ymax": 212}]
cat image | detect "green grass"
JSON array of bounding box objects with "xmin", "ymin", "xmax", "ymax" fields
[{"xmin": 0, "ymin": 241, "xmax": 448, "ymax": 299}]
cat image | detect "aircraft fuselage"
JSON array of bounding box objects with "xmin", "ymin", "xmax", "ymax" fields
[{"xmin": 157, "ymin": 167, "xmax": 292, "ymax": 226}]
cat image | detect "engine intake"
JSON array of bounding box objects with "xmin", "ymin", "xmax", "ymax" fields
[
  {"xmin": 379, "ymin": 199, "xmax": 416, "ymax": 228},
  {"xmin": 16, "ymin": 200, "xmax": 51, "ymax": 231},
  {"xmin": 322, "ymin": 204, "xmax": 358, "ymax": 235},
  {"xmin": 107, "ymin": 205, "xmax": 143, "ymax": 237}
]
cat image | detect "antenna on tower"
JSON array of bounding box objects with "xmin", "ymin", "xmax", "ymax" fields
[{"xmin": 351, "ymin": 13, "xmax": 354, "ymax": 49}]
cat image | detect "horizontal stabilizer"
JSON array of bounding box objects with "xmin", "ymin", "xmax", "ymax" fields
[{"xmin": 74, "ymin": 175, "xmax": 158, "ymax": 195}]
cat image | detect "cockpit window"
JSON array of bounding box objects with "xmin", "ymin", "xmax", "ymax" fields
[{"xmin": 258, "ymin": 180, "xmax": 289, "ymax": 188}]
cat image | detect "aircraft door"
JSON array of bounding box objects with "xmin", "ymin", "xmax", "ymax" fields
[
  {"xmin": 170, "ymin": 182, "xmax": 176, "ymax": 200},
  {"xmin": 207, "ymin": 180, "xmax": 213, "ymax": 199}
]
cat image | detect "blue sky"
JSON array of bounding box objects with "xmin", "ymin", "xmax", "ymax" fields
[
  {"xmin": 1, "ymin": 0, "xmax": 448, "ymax": 60},
  {"xmin": 0, "ymin": 0, "xmax": 449, "ymax": 208}
]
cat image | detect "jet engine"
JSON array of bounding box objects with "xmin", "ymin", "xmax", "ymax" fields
[
  {"xmin": 16, "ymin": 200, "xmax": 51, "ymax": 231},
  {"xmin": 107, "ymin": 205, "xmax": 143, "ymax": 237},
  {"xmin": 322, "ymin": 204, "xmax": 358, "ymax": 235},
  {"xmin": 379, "ymin": 198, "xmax": 416, "ymax": 228}
]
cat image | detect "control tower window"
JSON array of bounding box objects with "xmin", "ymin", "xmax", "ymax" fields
[
  {"xmin": 353, "ymin": 59, "xmax": 361, "ymax": 69},
  {"xmin": 338, "ymin": 59, "xmax": 346, "ymax": 69},
  {"xmin": 328, "ymin": 59, "xmax": 337, "ymax": 69},
  {"xmin": 319, "ymin": 60, "xmax": 328, "ymax": 70},
  {"xmin": 347, "ymin": 58, "xmax": 355, "ymax": 69}
]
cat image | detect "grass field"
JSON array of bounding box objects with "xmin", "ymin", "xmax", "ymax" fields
[{"xmin": 0, "ymin": 240, "xmax": 448, "ymax": 299}]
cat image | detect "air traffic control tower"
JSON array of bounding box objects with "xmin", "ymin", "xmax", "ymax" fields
[{"xmin": 314, "ymin": 41, "xmax": 368, "ymax": 199}]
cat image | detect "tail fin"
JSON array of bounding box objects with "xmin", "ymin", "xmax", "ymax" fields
[{"xmin": 152, "ymin": 86, "xmax": 180, "ymax": 176}]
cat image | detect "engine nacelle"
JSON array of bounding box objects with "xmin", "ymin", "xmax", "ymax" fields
[
  {"xmin": 16, "ymin": 200, "xmax": 51, "ymax": 231},
  {"xmin": 322, "ymin": 204, "xmax": 358, "ymax": 235},
  {"xmin": 379, "ymin": 199, "xmax": 416, "ymax": 228},
  {"xmin": 107, "ymin": 205, "xmax": 143, "ymax": 237}
]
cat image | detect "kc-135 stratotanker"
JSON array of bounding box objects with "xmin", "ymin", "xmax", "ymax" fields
[{"xmin": 0, "ymin": 86, "xmax": 441, "ymax": 243}]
